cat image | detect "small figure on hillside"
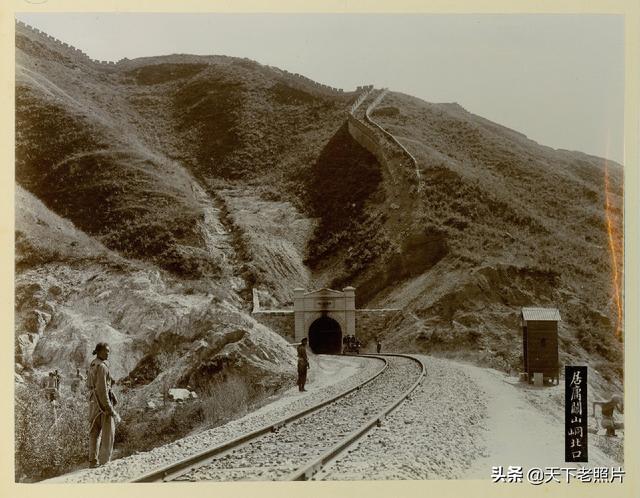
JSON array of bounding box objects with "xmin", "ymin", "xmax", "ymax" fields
[
  {"xmin": 297, "ymin": 338, "xmax": 310, "ymax": 392},
  {"xmin": 44, "ymin": 372, "xmax": 58, "ymax": 402},
  {"xmin": 375, "ymin": 336, "xmax": 382, "ymax": 354},
  {"xmin": 53, "ymin": 369, "xmax": 62, "ymax": 392},
  {"xmin": 87, "ymin": 342, "xmax": 121, "ymax": 468},
  {"xmin": 592, "ymin": 395, "xmax": 624, "ymax": 437},
  {"xmin": 71, "ymin": 368, "xmax": 85, "ymax": 394}
]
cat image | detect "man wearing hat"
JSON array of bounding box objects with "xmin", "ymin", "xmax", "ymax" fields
[{"xmin": 86, "ymin": 342, "xmax": 121, "ymax": 467}]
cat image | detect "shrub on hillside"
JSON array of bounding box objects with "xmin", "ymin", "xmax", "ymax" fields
[
  {"xmin": 371, "ymin": 106, "xmax": 400, "ymax": 118},
  {"xmin": 15, "ymin": 387, "xmax": 87, "ymax": 482},
  {"xmin": 115, "ymin": 375, "xmax": 256, "ymax": 459},
  {"xmin": 126, "ymin": 63, "xmax": 207, "ymax": 86},
  {"xmin": 15, "ymin": 230, "xmax": 65, "ymax": 269},
  {"xmin": 16, "ymin": 371, "xmax": 268, "ymax": 481},
  {"xmin": 160, "ymin": 246, "xmax": 220, "ymax": 279}
]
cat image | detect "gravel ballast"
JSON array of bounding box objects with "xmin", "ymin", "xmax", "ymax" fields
[
  {"xmin": 178, "ymin": 355, "xmax": 423, "ymax": 481},
  {"xmin": 47, "ymin": 354, "xmax": 382, "ymax": 483},
  {"xmin": 318, "ymin": 355, "xmax": 487, "ymax": 480}
]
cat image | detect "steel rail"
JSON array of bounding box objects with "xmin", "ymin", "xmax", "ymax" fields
[
  {"xmin": 283, "ymin": 354, "xmax": 426, "ymax": 481},
  {"xmin": 130, "ymin": 355, "xmax": 387, "ymax": 482}
]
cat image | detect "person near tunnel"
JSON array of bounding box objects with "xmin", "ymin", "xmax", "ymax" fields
[{"xmin": 297, "ymin": 338, "xmax": 310, "ymax": 392}]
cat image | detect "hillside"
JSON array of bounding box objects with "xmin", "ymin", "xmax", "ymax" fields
[
  {"xmin": 365, "ymin": 93, "xmax": 623, "ymax": 386},
  {"xmin": 14, "ymin": 21, "xmax": 623, "ymax": 480}
]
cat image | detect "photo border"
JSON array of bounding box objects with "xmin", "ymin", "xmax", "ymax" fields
[{"xmin": 1, "ymin": 1, "xmax": 637, "ymax": 497}]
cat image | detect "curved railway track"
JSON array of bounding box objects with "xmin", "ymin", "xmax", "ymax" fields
[
  {"xmin": 130, "ymin": 354, "xmax": 387, "ymax": 482},
  {"xmin": 133, "ymin": 354, "xmax": 425, "ymax": 483}
]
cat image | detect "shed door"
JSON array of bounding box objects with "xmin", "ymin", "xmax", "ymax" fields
[{"xmin": 522, "ymin": 325, "xmax": 528, "ymax": 372}]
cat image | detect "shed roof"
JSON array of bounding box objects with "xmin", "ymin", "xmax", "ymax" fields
[{"xmin": 521, "ymin": 307, "xmax": 561, "ymax": 321}]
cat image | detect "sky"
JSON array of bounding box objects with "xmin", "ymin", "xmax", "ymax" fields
[{"xmin": 16, "ymin": 13, "xmax": 625, "ymax": 164}]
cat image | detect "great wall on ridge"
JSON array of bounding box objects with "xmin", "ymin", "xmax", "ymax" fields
[{"xmin": 16, "ymin": 20, "xmax": 372, "ymax": 97}]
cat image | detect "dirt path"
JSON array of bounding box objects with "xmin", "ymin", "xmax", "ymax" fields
[
  {"xmin": 319, "ymin": 355, "xmax": 621, "ymax": 481},
  {"xmin": 247, "ymin": 352, "xmax": 374, "ymax": 416},
  {"xmin": 460, "ymin": 362, "xmax": 620, "ymax": 478}
]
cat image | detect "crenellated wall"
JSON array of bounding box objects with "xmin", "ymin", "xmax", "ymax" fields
[
  {"xmin": 347, "ymin": 113, "xmax": 386, "ymax": 165},
  {"xmin": 16, "ymin": 20, "xmax": 367, "ymax": 94},
  {"xmin": 349, "ymin": 85, "xmax": 374, "ymax": 113},
  {"xmin": 346, "ymin": 88, "xmax": 421, "ymax": 190},
  {"xmin": 16, "ymin": 20, "xmax": 129, "ymax": 68},
  {"xmin": 267, "ymin": 66, "xmax": 367, "ymax": 96},
  {"xmin": 365, "ymin": 90, "xmax": 422, "ymax": 190}
]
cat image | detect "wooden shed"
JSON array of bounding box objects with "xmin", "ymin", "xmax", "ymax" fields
[{"xmin": 521, "ymin": 307, "xmax": 561, "ymax": 385}]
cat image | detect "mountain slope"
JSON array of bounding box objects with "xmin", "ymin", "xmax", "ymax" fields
[
  {"xmin": 365, "ymin": 93, "xmax": 623, "ymax": 383},
  {"xmin": 14, "ymin": 22, "xmax": 624, "ymax": 481}
]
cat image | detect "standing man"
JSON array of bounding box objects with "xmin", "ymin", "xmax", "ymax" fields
[
  {"xmin": 376, "ymin": 336, "xmax": 382, "ymax": 354},
  {"xmin": 87, "ymin": 342, "xmax": 121, "ymax": 468},
  {"xmin": 44, "ymin": 372, "xmax": 57, "ymax": 401},
  {"xmin": 71, "ymin": 368, "xmax": 85, "ymax": 394},
  {"xmin": 297, "ymin": 338, "xmax": 310, "ymax": 392},
  {"xmin": 53, "ymin": 369, "xmax": 62, "ymax": 394},
  {"xmin": 592, "ymin": 394, "xmax": 624, "ymax": 437}
]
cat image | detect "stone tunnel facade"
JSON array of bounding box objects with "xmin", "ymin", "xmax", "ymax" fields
[{"xmin": 252, "ymin": 287, "xmax": 400, "ymax": 354}]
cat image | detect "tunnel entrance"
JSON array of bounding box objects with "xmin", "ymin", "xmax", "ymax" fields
[{"xmin": 309, "ymin": 316, "xmax": 342, "ymax": 354}]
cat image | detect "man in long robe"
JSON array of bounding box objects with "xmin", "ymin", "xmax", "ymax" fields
[{"xmin": 86, "ymin": 342, "xmax": 121, "ymax": 467}]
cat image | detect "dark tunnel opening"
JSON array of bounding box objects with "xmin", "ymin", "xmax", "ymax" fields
[{"xmin": 308, "ymin": 316, "xmax": 342, "ymax": 354}]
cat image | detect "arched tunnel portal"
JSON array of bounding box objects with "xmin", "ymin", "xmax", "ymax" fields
[{"xmin": 308, "ymin": 316, "xmax": 342, "ymax": 354}]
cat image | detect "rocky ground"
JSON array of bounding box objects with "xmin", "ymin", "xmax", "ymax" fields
[
  {"xmin": 320, "ymin": 355, "xmax": 487, "ymax": 480},
  {"xmin": 177, "ymin": 355, "xmax": 421, "ymax": 481}
]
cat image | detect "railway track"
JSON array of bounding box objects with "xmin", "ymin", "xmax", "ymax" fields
[{"xmin": 132, "ymin": 354, "xmax": 425, "ymax": 482}]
